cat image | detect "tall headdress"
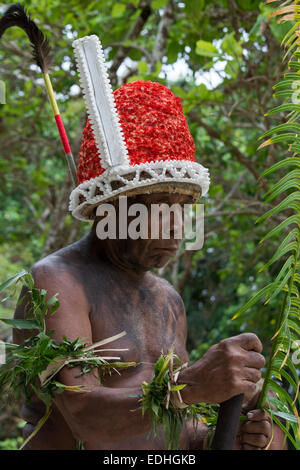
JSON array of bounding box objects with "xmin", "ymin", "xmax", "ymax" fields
[
  {"xmin": 70, "ymin": 35, "xmax": 210, "ymax": 221},
  {"xmin": 0, "ymin": 3, "xmax": 210, "ymax": 222}
]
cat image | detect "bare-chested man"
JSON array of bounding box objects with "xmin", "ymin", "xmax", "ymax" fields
[{"xmin": 14, "ymin": 192, "xmax": 285, "ymax": 450}]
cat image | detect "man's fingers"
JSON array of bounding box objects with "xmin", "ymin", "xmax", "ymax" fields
[
  {"xmin": 241, "ymin": 432, "xmax": 269, "ymax": 448},
  {"xmin": 244, "ymin": 351, "xmax": 266, "ymax": 369},
  {"xmin": 229, "ymin": 333, "xmax": 263, "ymax": 353},
  {"xmin": 242, "ymin": 419, "xmax": 271, "ymax": 437},
  {"xmin": 242, "ymin": 443, "xmax": 263, "ymax": 450},
  {"xmin": 244, "ymin": 367, "xmax": 262, "ymax": 384},
  {"xmin": 247, "ymin": 409, "xmax": 272, "ymax": 423},
  {"xmin": 239, "ymin": 409, "xmax": 272, "ymax": 449},
  {"xmin": 240, "ymin": 380, "xmax": 257, "ymax": 399}
]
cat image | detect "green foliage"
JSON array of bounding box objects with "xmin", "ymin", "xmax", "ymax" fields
[
  {"xmin": 0, "ymin": 0, "xmax": 299, "ymax": 447},
  {"xmin": 0, "ymin": 271, "xmax": 136, "ymax": 449},
  {"xmin": 139, "ymin": 348, "xmax": 218, "ymax": 450},
  {"xmin": 233, "ymin": 0, "xmax": 300, "ymax": 449},
  {"xmin": 0, "ymin": 437, "xmax": 24, "ymax": 450}
]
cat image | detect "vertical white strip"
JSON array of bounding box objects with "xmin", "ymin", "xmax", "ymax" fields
[{"xmin": 73, "ymin": 35, "xmax": 129, "ymax": 169}]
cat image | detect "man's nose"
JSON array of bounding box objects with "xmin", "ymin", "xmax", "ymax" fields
[{"xmin": 168, "ymin": 207, "xmax": 184, "ymax": 238}]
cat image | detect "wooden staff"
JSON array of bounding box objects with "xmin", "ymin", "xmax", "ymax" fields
[
  {"xmin": 43, "ymin": 73, "xmax": 77, "ymax": 184},
  {"xmin": 212, "ymin": 394, "xmax": 244, "ymax": 450}
]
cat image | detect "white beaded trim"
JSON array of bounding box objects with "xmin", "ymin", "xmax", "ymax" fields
[{"xmin": 69, "ymin": 160, "xmax": 210, "ymax": 221}]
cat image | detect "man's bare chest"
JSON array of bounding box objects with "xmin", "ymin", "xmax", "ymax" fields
[{"xmin": 87, "ymin": 276, "xmax": 188, "ymax": 367}]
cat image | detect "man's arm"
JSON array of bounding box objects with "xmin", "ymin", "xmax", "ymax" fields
[{"xmin": 14, "ymin": 261, "xmax": 152, "ymax": 444}]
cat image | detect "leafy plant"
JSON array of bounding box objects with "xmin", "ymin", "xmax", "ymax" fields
[
  {"xmin": 138, "ymin": 347, "xmax": 218, "ymax": 450},
  {"xmin": 0, "ymin": 270, "xmax": 136, "ymax": 449},
  {"xmin": 0, "ymin": 437, "xmax": 24, "ymax": 450},
  {"xmin": 234, "ymin": 0, "xmax": 300, "ymax": 449}
]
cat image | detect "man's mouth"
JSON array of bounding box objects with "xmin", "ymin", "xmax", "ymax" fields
[{"xmin": 158, "ymin": 247, "xmax": 178, "ymax": 254}]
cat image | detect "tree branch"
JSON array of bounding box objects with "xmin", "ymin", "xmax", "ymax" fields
[
  {"xmin": 188, "ymin": 109, "xmax": 268, "ymax": 191},
  {"xmin": 150, "ymin": 0, "xmax": 176, "ymax": 72},
  {"xmin": 109, "ymin": 1, "xmax": 152, "ymax": 85}
]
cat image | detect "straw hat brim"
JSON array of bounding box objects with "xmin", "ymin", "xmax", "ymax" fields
[
  {"xmin": 70, "ymin": 160, "xmax": 210, "ymax": 222},
  {"xmin": 80, "ymin": 181, "xmax": 202, "ymax": 221}
]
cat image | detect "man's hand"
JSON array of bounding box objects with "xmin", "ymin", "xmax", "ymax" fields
[
  {"xmin": 179, "ymin": 333, "xmax": 265, "ymax": 404},
  {"xmin": 235, "ymin": 409, "xmax": 272, "ymax": 450},
  {"xmin": 236, "ymin": 389, "xmax": 287, "ymax": 450}
]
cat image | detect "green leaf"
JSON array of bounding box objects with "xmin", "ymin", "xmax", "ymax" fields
[
  {"xmin": 111, "ymin": 3, "xmax": 126, "ymax": 17},
  {"xmin": 275, "ymin": 255, "xmax": 294, "ymax": 281},
  {"xmin": 266, "ymin": 170, "xmax": 300, "ymax": 194},
  {"xmin": 258, "ymin": 133, "xmax": 298, "ymax": 151},
  {"xmin": 154, "ymin": 61, "xmax": 162, "ymax": 75},
  {"xmin": 289, "ymin": 61, "xmax": 300, "ymax": 70},
  {"xmin": 260, "ymin": 157, "xmax": 300, "ymax": 179},
  {"xmin": 256, "ymin": 192, "xmax": 300, "ymax": 224},
  {"xmin": 127, "ymin": 75, "xmax": 144, "ymax": 83},
  {"xmin": 265, "ymin": 178, "xmax": 300, "ymax": 203},
  {"xmin": 273, "ymin": 90, "xmax": 296, "ymax": 99},
  {"xmin": 259, "ymin": 123, "xmax": 300, "ymax": 139},
  {"xmin": 266, "ymin": 239, "xmax": 298, "ymax": 270},
  {"xmin": 273, "ymin": 79, "xmax": 300, "ymax": 91},
  {"xmin": 224, "ymin": 59, "xmax": 240, "ymax": 78},
  {"xmin": 270, "ymin": 410, "xmax": 298, "ymax": 424},
  {"xmin": 232, "ymin": 283, "xmax": 274, "ymax": 319},
  {"xmin": 152, "ymin": 399, "xmax": 160, "ymax": 416},
  {"xmin": 283, "ymin": 73, "xmax": 300, "ymax": 81},
  {"xmin": 269, "ymin": 380, "xmax": 295, "ymax": 410},
  {"xmin": 235, "ymin": 0, "xmax": 261, "ymax": 11},
  {"xmin": 171, "ymin": 86, "xmax": 187, "ymax": 99},
  {"xmin": 185, "ymin": 0, "xmax": 204, "ymax": 19},
  {"xmin": 221, "ymin": 32, "xmax": 243, "ymax": 58},
  {"xmin": 154, "ymin": 356, "xmax": 165, "ymax": 377},
  {"xmin": 0, "ymin": 318, "xmax": 40, "ymax": 330},
  {"xmin": 271, "ymin": 415, "xmax": 299, "ymax": 450},
  {"xmin": 195, "ymin": 40, "xmax": 219, "ymax": 58},
  {"xmin": 45, "ymin": 295, "xmax": 60, "ymax": 316},
  {"xmin": 287, "ymin": 318, "xmax": 300, "ymax": 334},
  {"xmin": 265, "ymin": 270, "xmax": 291, "ymax": 304},
  {"xmin": 152, "ymin": 0, "xmax": 168, "ymax": 9},
  {"xmin": 170, "ymin": 384, "xmax": 186, "ymax": 392},
  {"xmin": 260, "ymin": 215, "xmax": 300, "ymax": 243},
  {"xmin": 282, "ymin": 23, "xmax": 299, "ymax": 48},
  {"xmin": 45, "ymin": 295, "xmax": 59, "ymax": 308},
  {"xmin": 137, "ymin": 61, "xmax": 148, "ymax": 74},
  {"xmin": 265, "ymin": 103, "xmax": 300, "ymax": 116},
  {"xmin": 0, "ymin": 270, "xmax": 28, "ymax": 292}
]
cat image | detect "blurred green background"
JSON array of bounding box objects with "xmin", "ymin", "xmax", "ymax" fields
[{"xmin": 0, "ymin": 0, "xmax": 296, "ymax": 448}]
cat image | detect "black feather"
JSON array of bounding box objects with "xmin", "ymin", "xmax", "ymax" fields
[{"xmin": 0, "ymin": 3, "xmax": 51, "ymax": 72}]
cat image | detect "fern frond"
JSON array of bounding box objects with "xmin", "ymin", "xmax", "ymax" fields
[
  {"xmin": 235, "ymin": 0, "xmax": 300, "ymax": 449},
  {"xmin": 259, "ymin": 215, "xmax": 300, "ymax": 242},
  {"xmin": 260, "ymin": 156, "xmax": 300, "ymax": 178},
  {"xmin": 255, "ymin": 191, "xmax": 300, "ymax": 223}
]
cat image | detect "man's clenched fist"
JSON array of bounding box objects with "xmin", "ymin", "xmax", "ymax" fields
[{"xmin": 179, "ymin": 333, "xmax": 266, "ymax": 405}]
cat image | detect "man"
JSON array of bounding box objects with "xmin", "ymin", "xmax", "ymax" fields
[
  {"xmin": 13, "ymin": 59, "xmax": 286, "ymax": 449},
  {"xmin": 14, "ymin": 191, "xmax": 284, "ymax": 450}
]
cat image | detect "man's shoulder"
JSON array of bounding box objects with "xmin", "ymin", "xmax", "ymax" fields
[
  {"xmin": 30, "ymin": 242, "xmax": 85, "ymax": 290},
  {"xmin": 30, "ymin": 240, "xmax": 110, "ymax": 300},
  {"xmin": 31, "ymin": 238, "xmax": 89, "ymax": 279},
  {"xmin": 29, "ymin": 246, "xmax": 91, "ymax": 314},
  {"xmin": 31, "ymin": 253, "xmax": 70, "ymax": 281}
]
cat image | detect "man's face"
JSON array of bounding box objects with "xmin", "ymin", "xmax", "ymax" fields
[{"xmin": 119, "ymin": 192, "xmax": 194, "ymax": 270}]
